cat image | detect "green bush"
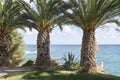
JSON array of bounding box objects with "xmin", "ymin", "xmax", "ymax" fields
[
  {"xmin": 9, "ymin": 30, "xmax": 25, "ymax": 67},
  {"xmin": 34, "ymin": 59, "xmax": 62, "ymax": 70},
  {"xmin": 49, "ymin": 59, "xmax": 62, "ymax": 70},
  {"xmin": 50, "ymin": 59, "xmax": 58, "ymax": 67},
  {"xmin": 62, "ymin": 52, "xmax": 79, "ymax": 70},
  {"xmin": 22, "ymin": 60, "xmax": 35, "ymax": 66}
]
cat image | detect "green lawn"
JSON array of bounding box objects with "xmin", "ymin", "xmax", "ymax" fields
[{"xmin": 0, "ymin": 70, "xmax": 120, "ymax": 80}]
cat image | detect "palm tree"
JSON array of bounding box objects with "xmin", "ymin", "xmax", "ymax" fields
[
  {"xmin": 63, "ymin": 0, "xmax": 120, "ymax": 72},
  {"xmin": 0, "ymin": 0, "xmax": 29, "ymax": 66},
  {"xmin": 18, "ymin": 0, "xmax": 67, "ymax": 66}
]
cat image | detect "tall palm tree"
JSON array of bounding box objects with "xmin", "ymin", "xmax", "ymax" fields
[
  {"xmin": 63, "ymin": 0, "xmax": 120, "ymax": 72},
  {"xmin": 0, "ymin": 0, "xmax": 30, "ymax": 66},
  {"xmin": 18, "ymin": 0, "xmax": 67, "ymax": 66}
]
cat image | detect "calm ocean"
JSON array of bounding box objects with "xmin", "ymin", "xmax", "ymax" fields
[{"xmin": 24, "ymin": 45, "xmax": 120, "ymax": 76}]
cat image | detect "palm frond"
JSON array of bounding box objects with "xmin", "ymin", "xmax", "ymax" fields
[
  {"xmin": 17, "ymin": 0, "xmax": 69, "ymax": 31},
  {"xmin": 0, "ymin": 0, "xmax": 24, "ymax": 35},
  {"xmin": 63, "ymin": 0, "xmax": 120, "ymax": 30}
]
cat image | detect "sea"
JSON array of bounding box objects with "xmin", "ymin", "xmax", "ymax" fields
[{"xmin": 24, "ymin": 45, "xmax": 120, "ymax": 76}]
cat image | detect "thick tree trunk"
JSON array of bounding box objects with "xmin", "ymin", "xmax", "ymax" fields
[
  {"xmin": 0, "ymin": 34, "xmax": 9, "ymax": 67},
  {"xmin": 80, "ymin": 30, "xmax": 98, "ymax": 73},
  {"xmin": 35, "ymin": 27, "xmax": 51, "ymax": 66}
]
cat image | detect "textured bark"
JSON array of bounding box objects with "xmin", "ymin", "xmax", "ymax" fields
[
  {"xmin": 35, "ymin": 27, "xmax": 51, "ymax": 66},
  {"xmin": 80, "ymin": 30, "xmax": 98, "ymax": 72},
  {"xmin": 0, "ymin": 34, "xmax": 9, "ymax": 67}
]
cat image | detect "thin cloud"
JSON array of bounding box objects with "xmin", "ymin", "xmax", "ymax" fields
[
  {"xmin": 63, "ymin": 25, "xmax": 78, "ymax": 33},
  {"xmin": 96, "ymin": 23, "xmax": 120, "ymax": 44},
  {"xmin": 50, "ymin": 25, "xmax": 80, "ymax": 36}
]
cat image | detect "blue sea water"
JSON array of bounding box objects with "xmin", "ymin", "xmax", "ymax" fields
[{"xmin": 24, "ymin": 45, "xmax": 120, "ymax": 76}]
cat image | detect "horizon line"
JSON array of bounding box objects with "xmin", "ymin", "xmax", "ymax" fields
[{"xmin": 26, "ymin": 44, "xmax": 120, "ymax": 45}]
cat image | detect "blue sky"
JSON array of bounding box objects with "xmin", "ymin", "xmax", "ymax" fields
[{"xmin": 19, "ymin": 23, "xmax": 120, "ymax": 45}]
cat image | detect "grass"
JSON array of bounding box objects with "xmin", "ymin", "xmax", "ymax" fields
[{"xmin": 0, "ymin": 70, "xmax": 120, "ymax": 80}]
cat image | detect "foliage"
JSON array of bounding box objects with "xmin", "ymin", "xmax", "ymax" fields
[
  {"xmin": 63, "ymin": 0, "xmax": 120, "ymax": 30},
  {"xmin": 0, "ymin": 0, "xmax": 26, "ymax": 35},
  {"xmin": 50, "ymin": 59, "xmax": 62, "ymax": 70},
  {"xmin": 9, "ymin": 30, "xmax": 25, "ymax": 67},
  {"xmin": 22, "ymin": 60, "xmax": 35, "ymax": 67},
  {"xmin": 17, "ymin": 0, "xmax": 69, "ymax": 31},
  {"xmin": 62, "ymin": 52, "xmax": 79, "ymax": 70},
  {"xmin": 34, "ymin": 59, "xmax": 62, "ymax": 70}
]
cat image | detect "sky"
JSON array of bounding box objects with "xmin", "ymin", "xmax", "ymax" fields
[
  {"xmin": 19, "ymin": 0, "xmax": 120, "ymax": 45},
  {"xmin": 18, "ymin": 23, "xmax": 120, "ymax": 45}
]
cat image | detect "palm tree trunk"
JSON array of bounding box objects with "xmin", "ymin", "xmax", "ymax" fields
[
  {"xmin": 35, "ymin": 27, "xmax": 51, "ymax": 66},
  {"xmin": 0, "ymin": 34, "xmax": 9, "ymax": 67},
  {"xmin": 80, "ymin": 30, "xmax": 98, "ymax": 72}
]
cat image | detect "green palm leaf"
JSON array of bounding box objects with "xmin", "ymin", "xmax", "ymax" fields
[{"xmin": 63, "ymin": 0, "xmax": 120, "ymax": 30}]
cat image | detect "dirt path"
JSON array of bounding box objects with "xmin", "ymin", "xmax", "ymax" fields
[{"xmin": 0, "ymin": 67, "xmax": 34, "ymax": 73}]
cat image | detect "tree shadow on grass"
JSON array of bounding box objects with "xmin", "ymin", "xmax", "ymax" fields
[
  {"xmin": 21, "ymin": 70, "xmax": 120, "ymax": 80},
  {"xmin": 1, "ymin": 70, "xmax": 120, "ymax": 80},
  {"xmin": 22, "ymin": 70, "xmax": 76, "ymax": 80},
  {"xmin": 1, "ymin": 72, "xmax": 23, "ymax": 78}
]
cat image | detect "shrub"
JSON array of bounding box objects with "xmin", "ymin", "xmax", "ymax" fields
[
  {"xmin": 49, "ymin": 59, "xmax": 62, "ymax": 70},
  {"xmin": 9, "ymin": 30, "xmax": 25, "ymax": 67},
  {"xmin": 22, "ymin": 60, "xmax": 35, "ymax": 66},
  {"xmin": 34, "ymin": 59, "xmax": 61, "ymax": 70},
  {"xmin": 62, "ymin": 52, "xmax": 79, "ymax": 70}
]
